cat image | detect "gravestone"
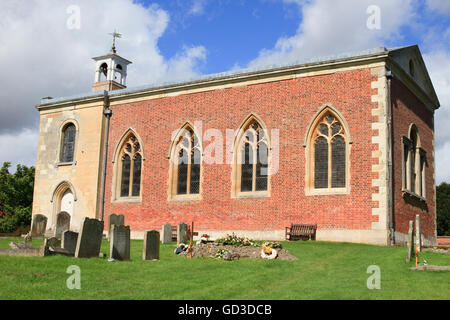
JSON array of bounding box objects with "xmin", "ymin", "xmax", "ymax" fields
[
  {"xmin": 31, "ymin": 214, "xmax": 47, "ymax": 237},
  {"xmin": 406, "ymin": 220, "xmax": 414, "ymax": 263},
  {"xmin": 143, "ymin": 230, "xmax": 160, "ymax": 260},
  {"xmin": 415, "ymin": 214, "xmax": 422, "ymax": 252},
  {"xmin": 40, "ymin": 238, "xmax": 51, "ymax": 257},
  {"xmin": 47, "ymin": 237, "xmax": 61, "ymax": 248},
  {"xmin": 109, "ymin": 224, "xmax": 130, "ymax": 261},
  {"xmin": 161, "ymin": 223, "xmax": 172, "ymax": 244},
  {"xmin": 55, "ymin": 211, "xmax": 70, "ymax": 238},
  {"xmin": 62, "ymin": 230, "xmax": 79, "ymax": 255},
  {"xmin": 75, "ymin": 218, "xmax": 104, "ymax": 258},
  {"xmin": 177, "ymin": 222, "xmax": 188, "ymax": 245},
  {"xmin": 108, "ymin": 213, "xmax": 125, "ymax": 239}
]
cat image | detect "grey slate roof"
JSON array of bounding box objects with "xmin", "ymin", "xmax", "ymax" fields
[{"xmin": 38, "ymin": 45, "xmax": 422, "ymax": 107}]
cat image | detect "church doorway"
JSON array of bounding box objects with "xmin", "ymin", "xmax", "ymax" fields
[
  {"xmin": 61, "ymin": 189, "xmax": 74, "ymax": 217},
  {"xmin": 51, "ymin": 181, "xmax": 76, "ymax": 235}
]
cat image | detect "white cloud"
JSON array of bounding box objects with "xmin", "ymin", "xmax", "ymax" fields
[
  {"xmin": 426, "ymin": 0, "xmax": 450, "ymax": 15},
  {"xmin": 0, "ymin": 129, "xmax": 37, "ymax": 170},
  {"xmin": 0, "ymin": 0, "xmax": 206, "ymax": 133},
  {"xmin": 166, "ymin": 45, "xmax": 207, "ymax": 82},
  {"xmin": 249, "ymin": 0, "xmax": 415, "ymax": 68},
  {"xmin": 188, "ymin": 0, "xmax": 208, "ymax": 16},
  {"xmin": 0, "ymin": 0, "xmax": 207, "ymax": 169}
]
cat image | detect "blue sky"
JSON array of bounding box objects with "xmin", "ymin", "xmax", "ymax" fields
[
  {"xmin": 150, "ymin": 0, "xmax": 302, "ymax": 73},
  {"xmin": 133, "ymin": 0, "xmax": 450, "ymax": 74},
  {"xmin": 0, "ymin": 0, "xmax": 449, "ymax": 183}
]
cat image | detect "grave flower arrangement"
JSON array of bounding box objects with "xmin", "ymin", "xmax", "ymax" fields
[
  {"xmin": 215, "ymin": 233, "xmax": 257, "ymax": 247},
  {"xmin": 262, "ymin": 241, "xmax": 282, "ymax": 249},
  {"xmin": 261, "ymin": 242, "xmax": 278, "ymax": 260},
  {"xmin": 200, "ymin": 234, "xmax": 210, "ymax": 243},
  {"xmin": 214, "ymin": 248, "xmax": 240, "ymax": 261}
]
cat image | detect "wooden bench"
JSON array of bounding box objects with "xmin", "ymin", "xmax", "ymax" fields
[{"xmin": 285, "ymin": 224, "xmax": 317, "ymax": 241}]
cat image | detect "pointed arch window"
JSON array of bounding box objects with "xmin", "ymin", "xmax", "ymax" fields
[
  {"xmin": 170, "ymin": 125, "xmax": 202, "ymax": 199},
  {"xmin": 118, "ymin": 134, "xmax": 142, "ymax": 198},
  {"xmin": 233, "ymin": 116, "xmax": 270, "ymax": 197},
  {"xmin": 402, "ymin": 125, "xmax": 426, "ymax": 199},
  {"xmin": 306, "ymin": 108, "xmax": 350, "ymax": 195},
  {"xmin": 60, "ymin": 123, "xmax": 76, "ymax": 163}
]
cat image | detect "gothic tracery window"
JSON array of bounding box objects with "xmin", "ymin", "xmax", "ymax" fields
[
  {"xmin": 60, "ymin": 123, "xmax": 76, "ymax": 163},
  {"xmin": 119, "ymin": 134, "xmax": 142, "ymax": 198},
  {"xmin": 171, "ymin": 126, "xmax": 201, "ymax": 197},
  {"xmin": 308, "ymin": 110, "xmax": 348, "ymax": 191},
  {"xmin": 235, "ymin": 117, "xmax": 269, "ymax": 195},
  {"xmin": 402, "ymin": 125, "xmax": 426, "ymax": 199}
]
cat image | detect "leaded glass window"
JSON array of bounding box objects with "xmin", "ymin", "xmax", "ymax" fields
[
  {"xmin": 403, "ymin": 126, "xmax": 426, "ymax": 198},
  {"xmin": 314, "ymin": 137, "xmax": 328, "ymax": 189},
  {"xmin": 119, "ymin": 134, "xmax": 142, "ymax": 198},
  {"xmin": 238, "ymin": 119, "xmax": 269, "ymax": 193},
  {"xmin": 60, "ymin": 123, "xmax": 76, "ymax": 163},
  {"xmin": 312, "ymin": 113, "xmax": 347, "ymax": 189},
  {"xmin": 173, "ymin": 127, "xmax": 201, "ymax": 196}
]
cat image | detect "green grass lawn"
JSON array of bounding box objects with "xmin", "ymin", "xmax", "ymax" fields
[{"xmin": 0, "ymin": 237, "xmax": 449, "ymax": 300}]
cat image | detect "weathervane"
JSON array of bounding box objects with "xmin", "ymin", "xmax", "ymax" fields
[{"xmin": 109, "ymin": 30, "xmax": 122, "ymax": 54}]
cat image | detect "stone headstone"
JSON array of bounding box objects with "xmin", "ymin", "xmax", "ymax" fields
[
  {"xmin": 31, "ymin": 214, "xmax": 47, "ymax": 237},
  {"xmin": 75, "ymin": 218, "xmax": 104, "ymax": 258},
  {"xmin": 143, "ymin": 230, "xmax": 160, "ymax": 260},
  {"xmin": 108, "ymin": 213, "xmax": 125, "ymax": 239},
  {"xmin": 177, "ymin": 222, "xmax": 188, "ymax": 245},
  {"xmin": 415, "ymin": 214, "xmax": 422, "ymax": 252},
  {"xmin": 162, "ymin": 223, "xmax": 172, "ymax": 244},
  {"xmin": 109, "ymin": 224, "xmax": 130, "ymax": 261},
  {"xmin": 62, "ymin": 230, "xmax": 79, "ymax": 254},
  {"xmin": 55, "ymin": 211, "xmax": 71, "ymax": 238},
  {"xmin": 47, "ymin": 237, "xmax": 61, "ymax": 248},
  {"xmin": 406, "ymin": 220, "xmax": 414, "ymax": 263},
  {"xmin": 40, "ymin": 238, "xmax": 51, "ymax": 257}
]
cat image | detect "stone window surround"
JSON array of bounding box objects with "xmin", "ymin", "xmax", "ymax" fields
[
  {"xmin": 167, "ymin": 122, "xmax": 203, "ymax": 202},
  {"xmin": 401, "ymin": 124, "xmax": 427, "ymax": 202},
  {"xmin": 231, "ymin": 113, "xmax": 271, "ymax": 199},
  {"xmin": 303, "ymin": 105, "xmax": 352, "ymax": 196},
  {"xmin": 57, "ymin": 119, "xmax": 79, "ymax": 167},
  {"xmin": 111, "ymin": 128, "xmax": 145, "ymax": 203}
]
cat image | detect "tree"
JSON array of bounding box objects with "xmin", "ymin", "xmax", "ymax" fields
[
  {"xmin": 436, "ymin": 182, "xmax": 450, "ymax": 236},
  {"xmin": 0, "ymin": 162, "xmax": 35, "ymax": 233}
]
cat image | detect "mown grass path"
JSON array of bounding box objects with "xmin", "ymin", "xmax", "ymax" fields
[{"xmin": 0, "ymin": 238, "xmax": 449, "ymax": 300}]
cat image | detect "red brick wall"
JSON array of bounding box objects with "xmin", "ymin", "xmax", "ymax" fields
[
  {"xmin": 391, "ymin": 78, "xmax": 436, "ymax": 240},
  {"xmin": 103, "ymin": 69, "xmax": 381, "ymax": 232}
]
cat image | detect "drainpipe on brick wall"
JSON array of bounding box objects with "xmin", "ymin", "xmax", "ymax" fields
[
  {"xmin": 100, "ymin": 106, "xmax": 113, "ymax": 222},
  {"xmin": 386, "ymin": 70, "xmax": 395, "ymax": 245}
]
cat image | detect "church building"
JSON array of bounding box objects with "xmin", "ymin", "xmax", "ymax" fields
[{"xmin": 31, "ymin": 42, "xmax": 440, "ymax": 246}]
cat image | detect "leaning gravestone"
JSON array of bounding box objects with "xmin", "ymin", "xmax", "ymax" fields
[
  {"xmin": 143, "ymin": 230, "xmax": 160, "ymax": 260},
  {"xmin": 55, "ymin": 211, "xmax": 71, "ymax": 238},
  {"xmin": 109, "ymin": 225, "xmax": 130, "ymax": 261},
  {"xmin": 108, "ymin": 213, "xmax": 125, "ymax": 240},
  {"xmin": 75, "ymin": 218, "xmax": 104, "ymax": 258},
  {"xmin": 161, "ymin": 223, "xmax": 172, "ymax": 244},
  {"xmin": 406, "ymin": 220, "xmax": 414, "ymax": 263},
  {"xmin": 31, "ymin": 214, "xmax": 47, "ymax": 237},
  {"xmin": 177, "ymin": 222, "xmax": 188, "ymax": 245},
  {"xmin": 62, "ymin": 230, "xmax": 79, "ymax": 255}
]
